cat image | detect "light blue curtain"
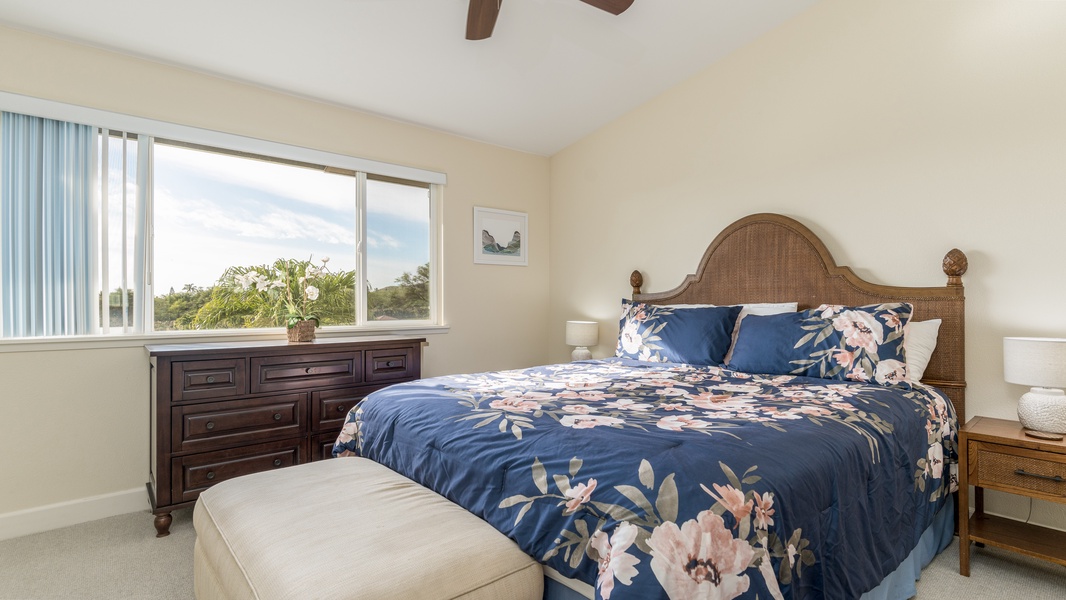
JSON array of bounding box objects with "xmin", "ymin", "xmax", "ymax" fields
[{"xmin": 1, "ymin": 112, "xmax": 97, "ymax": 337}]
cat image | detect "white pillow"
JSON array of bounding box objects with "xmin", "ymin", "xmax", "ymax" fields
[
  {"xmin": 723, "ymin": 302, "xmax": 799, "ymax": 364},
  {"xmin": 904, "ymin": 318, "xmax": 941, "ymax": 382}
]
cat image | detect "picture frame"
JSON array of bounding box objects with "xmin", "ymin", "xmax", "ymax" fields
[{"xmin": 473, "ymin": 207, "xmax": 528, "ymax": 266}]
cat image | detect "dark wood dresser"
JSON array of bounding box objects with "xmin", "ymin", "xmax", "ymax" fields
[{"xmin": 146, "ymin": 337, "xmax": 424, "ymax": 536}]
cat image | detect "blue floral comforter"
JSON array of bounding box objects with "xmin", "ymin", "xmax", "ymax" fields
[{"xmin": 333, "ymin": 358, "xmax": 957, "ymax": 600}]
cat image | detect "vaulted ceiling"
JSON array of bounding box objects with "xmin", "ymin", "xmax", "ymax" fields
[{"xmin": 0, "ymin": 0, "xmax": 818, "ymax": 155}]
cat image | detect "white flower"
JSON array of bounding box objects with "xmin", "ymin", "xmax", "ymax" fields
[
  {"xmin": 926, "ymin": 443, "xmax": 944, "ymax": 479},
  {"xmin": 321, "ymin": 256, "xmax": 330, "ymax": 263},
  {"xmin": 648, "ymin": 510, "xmax": 753, "ymax": 599},
  {"xmin": 620, "ymin": 321, "xmax": 642, "ymax": 355},
  {"xmin": 564, "ymin": 479, "xmax": 597, "ymax": 512},
  {"xmin": 559, "ymin": 415, "xmax": 624, "ymax": 429},
  {"xmin": 305, "ymin": 285, "xmax": 320, "ymax": 301},
  {"xmin": 589, "ymin": 523, "xmax": 641, "ymax": 600},
  {"xmin": 874, "ymin": 359, "xmax": 907, "ymax": 385}
]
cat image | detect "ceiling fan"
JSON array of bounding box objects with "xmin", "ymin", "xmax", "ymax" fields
[{"xmin": 466, "ymin": 0, "xmax": 634, "ymax": 40}]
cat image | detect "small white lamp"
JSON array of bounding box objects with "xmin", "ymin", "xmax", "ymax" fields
[
  {"xmin": 566, "ymin": 321, "xmax": 599, "ymax": 361},
  {"xmin": 1004, "ymin": 337, "xmax": 1066, "ymax": 439}
]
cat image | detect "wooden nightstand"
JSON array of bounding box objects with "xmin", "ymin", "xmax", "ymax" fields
[{"xmin": 959, "ymin": 416, "xmax": 1066, "ymax": 575}]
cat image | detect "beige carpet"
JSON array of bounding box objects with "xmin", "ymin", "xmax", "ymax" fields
[{"xmin": 0, "ymin": 510, "xmax": 1064, "ymax": 599}]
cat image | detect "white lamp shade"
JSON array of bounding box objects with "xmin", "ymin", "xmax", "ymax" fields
[
  {"xmin": 565, "ymin": 321, "xmax": 599, "ymax": 347},
  {"xmin": 1004, "ymin": 337, "xmax": 1066, "ymax": 389}
]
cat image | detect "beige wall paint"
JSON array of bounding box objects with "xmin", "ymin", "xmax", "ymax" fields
[
  {"xmin": 550, "ymin": 0, "xmax": 1066, "ymax": 529},
  {"xmin": 0, "ymin": 26, "xmax": 550, "ymax": 514}
]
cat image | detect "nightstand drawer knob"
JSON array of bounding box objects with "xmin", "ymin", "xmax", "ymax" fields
[
  {"xmin": 273, "ymin": 458, "xmax": 283, "ymax": 467},
  {"xmin": 1015, "ymin": 468, "xmax": 1064, "ymax": 483},
  {"xmin": 273, "ymin": 413, "xmax": 282, "ymax": 421}
]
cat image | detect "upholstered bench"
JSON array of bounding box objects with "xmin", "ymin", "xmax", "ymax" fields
[{"xmin": 193, "ymin": 457, "xmax": 544, "ymax": 600}]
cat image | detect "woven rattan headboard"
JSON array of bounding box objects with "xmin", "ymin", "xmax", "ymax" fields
[{"xmin": 630, "ymin": 213, "xmax": 967, "ymax": 421}]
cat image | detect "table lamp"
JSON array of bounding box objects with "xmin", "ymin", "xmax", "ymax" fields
[
  {"xmin": 566, "ymin": 321, "xmax": 598, "ymax": 361},
  {"xmin": 1003, "ymin": 337, "xmax": 1066, "ymax": 439}
]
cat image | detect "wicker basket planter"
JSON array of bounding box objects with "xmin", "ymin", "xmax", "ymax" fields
[{"xmin": 287, "ymin": 320, "xmax": 317, "ymax": 343}]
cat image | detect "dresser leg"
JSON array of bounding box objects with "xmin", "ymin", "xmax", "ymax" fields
[{"xmin": 154, "ymin": 512, "xmax": 172, "ymax": 538}]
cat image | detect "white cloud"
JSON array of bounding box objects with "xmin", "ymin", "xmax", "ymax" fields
[
  {"xmin": 155, "ymin": 143, "xmax": 431, "ymax": 223},
  {"xmin": 367, "ymin": 178, "xmax": 430, "ymax": 223},
  {"xmin": 156, "ymin": 143, "xmax": 355, "ymax": 213},
  {"xmin": 154, "ymin": 188, "xmax": 355, "ymax": 246},
  {"xmin": 367, "ymin": 232, "xmax": 401, "ymax": 249}
]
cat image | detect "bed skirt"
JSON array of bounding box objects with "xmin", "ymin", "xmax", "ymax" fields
[{"xmin": 541, "ymin": 499, "xmax": 955, "ymax": 600}]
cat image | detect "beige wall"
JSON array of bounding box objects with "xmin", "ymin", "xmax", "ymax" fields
[
  {"xmin": 550, "ymin": 0, "xmax": 1066, "ymax": 529},
  {"xmin": 0, "ymin": 26, "xmax": 550, "ymax": 515}
]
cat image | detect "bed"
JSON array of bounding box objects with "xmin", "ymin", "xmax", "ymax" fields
[{"xmin": 334, "ymin": 213, "xmax": 968, "ymax": 600}]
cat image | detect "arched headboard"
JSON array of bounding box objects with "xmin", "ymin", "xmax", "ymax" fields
[{"xmin": 630, "ymin": 213, "xmax": 967, "ymax": 421}]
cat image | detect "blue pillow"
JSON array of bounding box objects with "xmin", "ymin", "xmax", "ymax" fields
[
  {"xmin": 615, "ymin": 300, "xmax": 742, "ymax": 365},
  {"xmin": 727, "ymin": 303, "xmax": 913, "ymax": 386}
]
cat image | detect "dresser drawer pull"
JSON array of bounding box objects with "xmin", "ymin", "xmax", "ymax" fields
[
  {"xmin": 385, "ymin": 360, "xmax": 401, "ymax": 368},
  {"xmin": 1015, "ymin": 468, "xmax": 1064, "ymax": 483},
  {"xmin": 305, "ymin": 367, "xmax": 315, "ymax": 374},
  {"xmin": 206, "ymin": 376, "xmax": 216, "ymax": 384},
  {"xmin": 206, "ymin": 421, "xmax": 215, "ymax": 430},
  {"xmin": 273, "ymin": 413, "xmax": 282, "ymax": 421},
  {"xmin": 273, "ymin": 458, "xmax": 283, "ymax": 467},
  {"xmin": 336, "ymin": 405, "xmax": 348, "ymax": 412},
  {"xmin": 206, "ymin": 471, "xmax": 215, "ymax": 480}
]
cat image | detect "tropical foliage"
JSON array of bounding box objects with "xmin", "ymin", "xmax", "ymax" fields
[{"xmin": 152, "ymin": 261, "xmax": 428, "ymax": 331}]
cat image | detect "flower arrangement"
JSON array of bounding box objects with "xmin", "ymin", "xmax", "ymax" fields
[{"xmin": 230, "ymin": 256, "xmax": 332, "ymax": 332}]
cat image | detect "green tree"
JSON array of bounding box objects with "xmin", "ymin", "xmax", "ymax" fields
[
  {"xmin": 154, "ymin": 285, "xmax": 213, "ymax": 330},
  {"xmin": 368, "ymin": 263, "xmax": 429, "ymax": 320},
  {"xmin": 192, "ymin": 258, "xmax": 356, "ymax": 329}
]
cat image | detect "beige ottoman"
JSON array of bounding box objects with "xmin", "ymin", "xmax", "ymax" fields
[{"xmin": 193, "ymin": 457, "xmax": 543, "ymax": 600}]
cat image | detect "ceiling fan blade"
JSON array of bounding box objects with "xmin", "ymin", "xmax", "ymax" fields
[
  {"xmin": 578, "ymin": 0, "xmax": 634, "ymax": 16},
  {"xmin": 466, "ymin": 0, "xmax": 501, "ymax": 40}
]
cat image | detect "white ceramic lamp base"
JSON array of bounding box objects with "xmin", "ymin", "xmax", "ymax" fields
[
  {"xmin": 571, "ymin": 346, "xmax": 592, "ymax": 361},
  {"xmin": 1017, "ymin": 387, "xmax": 1066, "ymax": 435}
]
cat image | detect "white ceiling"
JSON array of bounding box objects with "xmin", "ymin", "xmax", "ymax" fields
[{"xmin": 0, "ymin": 0, "xmax": 817, "ymax": 155}]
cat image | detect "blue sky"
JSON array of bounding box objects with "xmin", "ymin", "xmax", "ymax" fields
[{"xmin": 149, "ymin": 144, "xmax": 429, "ymax": 294}]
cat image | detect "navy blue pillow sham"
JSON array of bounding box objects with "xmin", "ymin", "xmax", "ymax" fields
[
  {"xmin": 727, "ymin": 303, "xmax": 913, "ymax": 386},
  {"xmin": 616, "ymin": 299, "xmax": 742, "ymax": 365}
]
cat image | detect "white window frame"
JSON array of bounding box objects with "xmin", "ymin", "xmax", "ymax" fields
[{"xmin": 0, "ymin": 91, "xmax": 448, "ymax": 352}]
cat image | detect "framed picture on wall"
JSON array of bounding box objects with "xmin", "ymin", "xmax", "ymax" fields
[{"xmin": 473, "ymin": 207, "xmax": 528, "ymax": 266}]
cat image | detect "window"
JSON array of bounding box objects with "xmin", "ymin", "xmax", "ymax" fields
[{"xmin": 0, "ymin": 100, "xmax": 443, "ymax": 341}]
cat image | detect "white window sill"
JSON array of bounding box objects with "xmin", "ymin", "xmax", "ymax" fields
[{"xmin": 0, "ymin": 324, "xmax": 449, "ymax": 354}]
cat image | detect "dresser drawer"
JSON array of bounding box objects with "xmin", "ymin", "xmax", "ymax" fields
[
  {"xmin": 973, "ymin": 442, "xmax": 1066, "ymax": 500},
  {"xmin": 172, "ymin": 393, "xmax": 306, "ymax": 453},
  {"xmin": 172, "ymin": 359, "xmax": 246, "ymax": 402},
  {"xmin": 251, "ymin": 352, "xmax": 362, "ymax": 394},
  {"xmin": 311, "ymin": 385, "xmax": 384, "ymax": 432},
  {"xmin": 171, "ymin": 438, "xmax": 305, "ymax": 504},
  {"xmin": 365, "ymin": 347, "xmax": 415, "ymax": 383},
  {"xmin": 312, "ymin": 432, "xmax": 341, "ymax": 461}
]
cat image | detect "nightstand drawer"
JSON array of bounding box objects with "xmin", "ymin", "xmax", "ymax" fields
[{"xmin": 974, "ymin": 442, "xmax": 1066, "ymax": 499}]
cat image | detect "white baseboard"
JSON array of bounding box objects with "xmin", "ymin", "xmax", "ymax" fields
[{"xmin": 0, "ymin": 488, "xmax": 149, "ymax": 541}]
